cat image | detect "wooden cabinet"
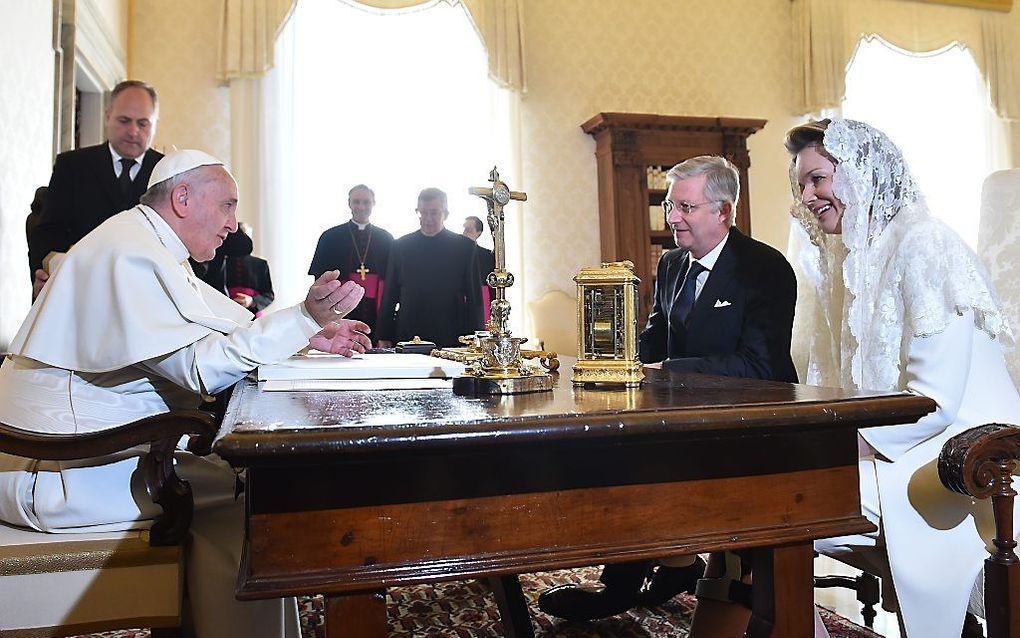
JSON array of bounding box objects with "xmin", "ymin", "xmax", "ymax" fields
[{"xmin": 581, "ymin": 113, "xmax": 766, "ymax": 324}]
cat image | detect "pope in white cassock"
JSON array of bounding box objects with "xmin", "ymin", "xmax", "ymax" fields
[{"xmin": 0, "ymin": 150, "xmax": 372, "ymax": 638}]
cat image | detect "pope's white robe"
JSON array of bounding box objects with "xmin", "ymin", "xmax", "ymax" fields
[{"xmin": 0, "ymin": 206, "xmax": 320, "ymax": 638}]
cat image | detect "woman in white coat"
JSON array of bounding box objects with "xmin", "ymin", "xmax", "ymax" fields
[{"xmin": 785, "ymin": 118, "xmax": 1020, "ymax": 638}]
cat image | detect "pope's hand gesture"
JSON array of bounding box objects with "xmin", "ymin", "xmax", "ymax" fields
[
  {"xmin": 309, "ymin": 319, "xmax": 372, "ymax": 357},
  {"xmin": 305, "ymin": 270, "xmax": 364, "ymax": 327}
]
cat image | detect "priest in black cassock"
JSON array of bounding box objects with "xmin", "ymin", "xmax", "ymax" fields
[
  {"xmin": 376, "ymin": 188, "xmax": 484, "ymax": 348},
  {"xmin": 308, "ymin": 184, "xmax": 394, "ymax": 338}
]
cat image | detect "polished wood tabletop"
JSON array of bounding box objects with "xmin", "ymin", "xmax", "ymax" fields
[
  {"xmin": 214, "ymin": 363, "xmax": 935, "ymax": 638},
  {"xmin": 216, "ymin": 365, "xmax": 932, "ymax": 456}
]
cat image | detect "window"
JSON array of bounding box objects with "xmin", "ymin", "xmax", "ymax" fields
[
  {"xmin": 291, "ymin": 0, "xmax": 512, "ymax": 243},
  {"xmin": 842, "ymin": 35, "xmax": 1005, "ymax": 248}
]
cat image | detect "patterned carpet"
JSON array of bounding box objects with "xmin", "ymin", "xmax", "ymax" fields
[{"xmin": 74, "ymin": 566, "xmax": 881, "ymax": 638}]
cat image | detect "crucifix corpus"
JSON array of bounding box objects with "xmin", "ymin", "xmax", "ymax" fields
[{"xmin": 432, "ymin": 167, "xmax": 558, "ymax": 395}]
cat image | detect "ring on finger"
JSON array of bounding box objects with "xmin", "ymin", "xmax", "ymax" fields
[{"xmin": 331, "ymin": 303, "xmax": 343, "ymax": 314}]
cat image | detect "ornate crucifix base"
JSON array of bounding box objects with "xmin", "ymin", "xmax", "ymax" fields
[{"xmin": 432, "ymin": 331, "xmax": 557, "ymax": 395}]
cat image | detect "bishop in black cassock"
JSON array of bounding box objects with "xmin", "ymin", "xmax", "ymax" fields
[{"xmin": 308, "ymin": 185, "xmax": 394, "ymax": 336}]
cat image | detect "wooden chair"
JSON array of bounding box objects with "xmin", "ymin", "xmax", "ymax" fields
[
  {"xmin": 814, "ymin": 423, "xmax": 1020, "ymax": 638},
  {"xmin": 939, "ymin": 423, "xmax": 1020, "ymax": 638},
  {"xmin": 0, "ymin": 410, "xmax": 218, "ymax": 638}
]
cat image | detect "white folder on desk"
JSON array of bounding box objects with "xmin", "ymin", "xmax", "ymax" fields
[
  {"xmin": 257, "ymin": 352, "xmax": 465, "ymax": 382},
  {"xmin": 262, "ymin": 378, "xmax": 454, "ymax": 392}
]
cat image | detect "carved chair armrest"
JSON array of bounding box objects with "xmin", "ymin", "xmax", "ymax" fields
[
  {"xmin": 938, "ymin": 423, "xmax": 1020, "ymax": 566},
  {"xmin": 0, "ymin": 410, "xmax": 220, "ymax": 546},
  {"xmin": 0, "ymin": 409, "xmax": 218, "ymax": 460}
]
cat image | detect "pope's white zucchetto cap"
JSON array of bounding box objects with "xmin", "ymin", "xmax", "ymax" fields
[{"xmin": 147, "ymin": 149, "xmax": 226, "ymax": 190}]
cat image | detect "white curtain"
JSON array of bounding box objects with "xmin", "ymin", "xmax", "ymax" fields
[
  {"xmin": 225, "ymin": 0, "xmax": 526, "ymax": 325},
  {"xmin": 229, "ymin": 20, "xmax": 301, "ymax": 307}
]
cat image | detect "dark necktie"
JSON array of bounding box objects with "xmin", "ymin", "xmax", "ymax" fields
[
  {"xmin": 118, "ymin": 158, "xmax": 136, "ymax": 201},
  {"xmin": 673, "ymin": 260, "xmax": 706, "ymax": 326}
]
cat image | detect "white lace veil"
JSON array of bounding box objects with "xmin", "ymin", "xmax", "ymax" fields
[{"xmin": 788, "ymin": 118, "xmax": 1012, "ymax": 391}]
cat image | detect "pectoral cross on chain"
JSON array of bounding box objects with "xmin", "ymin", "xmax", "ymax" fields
[{"xmin": 356, "ymin": 264, "xmax": 370, "ymax": 281}]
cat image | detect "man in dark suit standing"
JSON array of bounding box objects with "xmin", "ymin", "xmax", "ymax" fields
[
  {"xmin": 30, "ymin": 80, "xmax": 163, "ymax": 298},
  {"xmin": 538, "ymin": 156, "xmax": 797, "ymax": 625}
]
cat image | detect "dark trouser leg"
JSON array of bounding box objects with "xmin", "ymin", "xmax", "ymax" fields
[
  {"xmin": 599, "ymin": 560, "xmax": 654, "ymax": 597},
  {"xmin": 537, "ymin": 560, "xmax": 653, "ymax": 621}
]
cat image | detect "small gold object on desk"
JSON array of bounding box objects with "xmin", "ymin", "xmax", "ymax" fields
[
  {"xmin": 572, "ymin": 260, "xmax": 644, "ymax": 387},
  {"xmin": 433, "ymin": 167, "xmax": 558, "ymax": 395},
  {"xmin": 395, "ymin": 336, "xmax": 437, "ymax": 355}
]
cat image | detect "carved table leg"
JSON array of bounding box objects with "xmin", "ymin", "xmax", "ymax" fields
[
  {"xmin": 324, "ymin": 591, "xmax": 387, "ymax": 638},
  {"xmin": 746, "ymin": 544, "xmax": 814, "ymax": 638},
  {"xmin": 487, "ymin": 575, "xmax": 535, "ymax": 638}
]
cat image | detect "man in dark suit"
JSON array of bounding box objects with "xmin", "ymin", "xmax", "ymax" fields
[
  {"xmin": 538, "ymin": 156, "xmax": 797, "ymax": 624},
  {"xmin": 30, "ymin": 80, "xmax": 163, "ymax": 298}
]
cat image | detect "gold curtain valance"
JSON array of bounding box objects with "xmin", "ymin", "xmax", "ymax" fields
[
  {"xmin": 915, "ymin": 0, "xmax": 1012, "ymax": 11},
  {"xmin": 348, "ymin": 0, "xmax": 454, "ymax": 8},
  {"xmin": 217, "ymin": 0, "xmax": 297, "ymax": 82}
]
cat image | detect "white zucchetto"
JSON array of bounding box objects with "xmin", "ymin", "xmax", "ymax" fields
[{"xmin": 147, "ymin": 149, "xmax": 227, "ymax": 189}]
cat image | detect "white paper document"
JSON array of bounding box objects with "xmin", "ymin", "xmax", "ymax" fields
[
  {"xmin": 262, "ymin": 378, "xmax": 454, "ymax": 392},
  {"xmin": 257, "ymin": 352, "xmax": 465, "ymax": 382}
]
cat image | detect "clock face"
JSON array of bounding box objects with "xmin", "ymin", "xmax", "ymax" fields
[{"xmin": 493, "ymin": 183, "xmax": 511, "ymax": 205}]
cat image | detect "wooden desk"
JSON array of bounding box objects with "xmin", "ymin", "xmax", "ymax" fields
[{"xmin": 214, "ymin": 367, "xmax": 934, "ymax": 638}]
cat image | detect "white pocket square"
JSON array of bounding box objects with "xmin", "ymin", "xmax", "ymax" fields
[{"xmin": 713, "ymin": 299, "xmax": 732, "ymax": 308}]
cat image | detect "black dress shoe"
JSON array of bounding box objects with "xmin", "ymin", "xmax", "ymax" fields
[
  {"xmin": 537, "ymin": 584, "xmax": 636, "ymax": 621},
  {"xmin": 635, "ymin": 556, "xmax": 707, "ymax": 607}
]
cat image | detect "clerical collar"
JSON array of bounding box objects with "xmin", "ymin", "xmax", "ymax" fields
[
  {"xmin": 352, "ymin": 221, "xmax": 369, "ymax": 231},
  {"xmin": 692, "ymin": 230, "xmax": 729, "ymax": 272},
  {"xmin": 135, "ymin": 205, "xmax": 190, "ymax": 264}
]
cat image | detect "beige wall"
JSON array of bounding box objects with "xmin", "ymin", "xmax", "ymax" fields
[
  {"xmin": 0, "ymin": 0, "xmax": 54, "ymax": 347},
  {"xmin": 131, "ymin": 0, "xmax": 231, "ymax": 162},
  {"xmin": 519, "ymin": 0, "xmax": 800, "ymax": 303}
]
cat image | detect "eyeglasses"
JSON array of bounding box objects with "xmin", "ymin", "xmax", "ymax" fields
[{"xmin": 661, "ymin": 199, "xmax": 722, "ymax": 219}]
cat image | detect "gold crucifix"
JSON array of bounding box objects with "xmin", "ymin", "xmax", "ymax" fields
[
  {"xmin": 431, "ymin": 166, "xmax": 554, "ymax": 395},
  {"xmin": 356, "ymin": 264, "xmax": 370, "ymax": 281},
  {"xmin": 468, "ymin": 167, "xmax": 526, "ymax": 339}
]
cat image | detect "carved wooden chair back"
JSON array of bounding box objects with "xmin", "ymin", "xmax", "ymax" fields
[{"xmin": 0, "ymin": 410, "xmax": 217, "ymax": 638}]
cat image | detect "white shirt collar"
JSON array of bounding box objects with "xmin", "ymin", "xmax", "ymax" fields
[
  {"xmin": 352, "ymin": 220, "xmax": 369, "ymax": 231},
  {"xmin": 108, "ymin": 143, "xmax": 141, "ymax": 178},
  {"xmin": 136, "ymin": 205, "xmax": 190, "ymax": 264},
  {"xmin": 692, "ymin": 230, "xmax": 729, "ymax": 271}
]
